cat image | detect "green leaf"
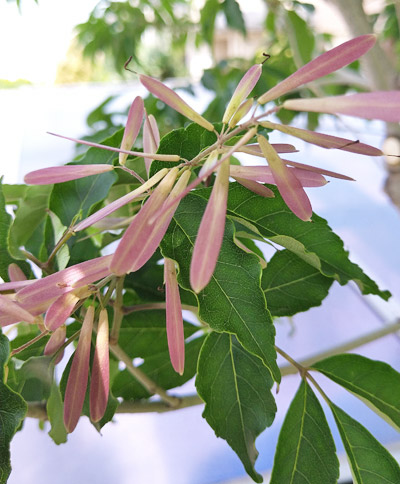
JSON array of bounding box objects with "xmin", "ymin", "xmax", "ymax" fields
[
  {"xmin": 48, "ymin": 130, "xmax": 120, "ymax": 227},
  {"xmin": 9, "ymin": 324, "xmax": 46, "ymax": 360},
  {"xmin": 285, "ymin": 10, "xmax": 315, "ymax": 66},
  {"xmin": 7, "ymin": 184, "xmax": 52, "ymax": 259},
  {"xmin": 161, "ymin": 192, "xmax": 280, "ymax": 381},
  {"xmin": 1, "ymin": 184, "xmax": 27, "ymax": 204},
  {"xmin": 0, "ymin": 333, "xmax": 27, "ymax": 484},
  {"xmin": 113, "ymin": 336, "xmax": 204, "ymax": 400},
  {"xmin": 224, "ymin": 183, "xmax": 390, "ymax": 300},
  {"xmin": 330, "ymin": 402, "xmax": 400, "ymax": 484},
  {"xmin": 270, "ymin": 380, "xmax": 339, "ymax": 484},
  {"xmin": 196, "ymin": 332, "xmax": 276, "ymax": 483},
  {"xmin": 47, "ymin": 380, "xmax": 67, "ymax": 444},
  {"xmin": 12, "ymin": 356, "xmax": 54, "ymax": 402},
  {"xmin": 262, "ymin": 249, "xmax": 333, "ymax": 316},
  {"xmin": 199, "ymin": 0, "xmax": 220, "ymax": 45},
  {"xmin": 47, "ymin": 210, "xmax": 70, "ymax": 270},
  {"xmin": 118, "ymin": 310, "xmax": 200, "ymax": 359},
  {"xmin": 150, "ymin": 123, "xmax": 218, "ymax": 177},
  {"xmin": 312, "ymin": 354, "xmax": 400, "ymax": 431},
  {"xmin": 222, "ymin": 0, "xmax": 246, "ymax": 36},
  {"xmin": 0, "ymin": 179, "xmax": 31, "ymax": 281}
]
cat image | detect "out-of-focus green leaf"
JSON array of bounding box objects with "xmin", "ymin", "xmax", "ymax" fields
[
  {"xmin": 8, "ymin": 185, "xmax": 52, "ymax": 259},
  {"xmin": 0, "ymin": 179, "xmax": 31, "ymax": 281},
  {"xmin": 285, "ymin": 9, "xmax": 315, "ymax": 66},
  {"xmin": 11, "ymin": 356, "xmax": 54, "ymax": 402},
  {"xmin": 47, "ymin": 210, "xmax": 69, "ymax": 270},
  {"xmin": 222, "ymin": 0, "xmax": 246, "ymax": 36},
  {"xmin": 199, "ymin": 0, "xmax": 220, "ymax": 46},
  {"xmin": 47, "ymin": 380, "xmax": 67, "ymax": 445}
]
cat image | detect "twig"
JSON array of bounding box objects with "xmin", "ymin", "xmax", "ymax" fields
[
  {"xmin": 280, "ymin": 319, "xmax": 400, "ymax": 377},
  {"xmin": 11, "ymin": 330, "xmax": 50, "ymax": 356},
  {"xmin": 26, "ymin": 394, "xmax": 203, "ymax": 420},
  {"xmin": 109, "ymin": 343, "xmax": 181, "ymax": 408},
  {"xmin": 122, "ymin": 302, "xmax": 198, "ymax": 315}
]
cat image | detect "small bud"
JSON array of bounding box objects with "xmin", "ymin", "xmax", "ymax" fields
[
  {"xmin": 228, "ymin": 98, "xmax": 254, "ymax": 128},
  {"xmin": 143, "ymin": 113, "xmax": 160, "ymax": 175}
]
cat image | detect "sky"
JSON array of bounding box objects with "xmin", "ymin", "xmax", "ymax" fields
[{"xmin": 0, "ymin": 0, "xmax": 98, "ymax": 83}]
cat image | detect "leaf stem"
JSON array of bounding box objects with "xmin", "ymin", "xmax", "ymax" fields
[
  {"xmin": 26, "ymin": 394, "xmax": 202, "ymax": 420},
  {"xmin": 275, "ymin": 345, "xmax": 308, "ymax": 378},
  {"xmin": 122, "ymin": 302, "xmax": 198, "ymax": 315},
  {"xmin": 42, "ymin": 229, "xmax": 74, "ymax": 273},
  {"xmin": 10, "ymin": 329, "xmax": 50, "ymax": 356}
]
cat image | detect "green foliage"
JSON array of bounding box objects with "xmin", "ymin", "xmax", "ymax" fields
[
  {"xmin": 196, "ymin": 333, "xmax": 276, "ymax": 482},
  {"xmin": 313, "ymin": 354, "xmax": 400, "ymax": 430},
  {"xmin": 0, "ymin": 334, "xmax": 27, "ymax": 484},
  {"xmin": 161, "ymin": 193, "xmax": 280, "ymax": 381},
  {"xmin": 225, "ymin": 183, "xmax": 390, "ymax": 300},
  {"xmin": 47, "ymin": 380, "xmax": 67, "ymax": 444},
  {"xmin": 261, "ymin": 249, "xmax": 333, "ymax": 317},
  {"xmin": 270, "ymin": 380, "xmax": 339, "ymax": 484},
  {"xmin": 330, "ymin": 403, "xmax": 400, "ymax": 484},
  {"xmin": 0, "ymin": 180, "xmax": 31, "ymax": 281},
  {"xmin": 8, "ymin": 185, "xmax": 52, "ymax": 260},
  {"xmin": 2, "ymin": 15, "xmax": 400, "ymax": 482}
]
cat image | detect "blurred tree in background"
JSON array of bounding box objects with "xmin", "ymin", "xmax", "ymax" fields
[{"xmin": 11, "ymin": 0, "xmax": 398, "ymax": 205}]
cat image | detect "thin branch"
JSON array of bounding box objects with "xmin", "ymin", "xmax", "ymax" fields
[
  {"xmin": 109, "ymin": 343, "xmax": 181, "ymax": 408},
  {"xmin": 275, "ymin": 345, "xmax": 308, "ymax": 378},
  {"xmin": 122, "ymin": 302, "xmax": 198, "ymax": 315},
  {"xmin": 11, "ymin": 330, "xmax": 50, "ymax": 356},
  {"xmin": 280, "ymin": 319, "xmax": 400, "ymax": 377},
  {"xmin": 24, "ymin": 319, "xmax": 400, "ymax": 420},
  {"xmin": 42, "ymin": 229, "xmax": 74, "ymax": 273},
  {"xmin": 26, "ymin": 394, "xmax": 203, "ymax": 420}
]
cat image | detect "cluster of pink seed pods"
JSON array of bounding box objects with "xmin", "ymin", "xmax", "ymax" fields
[{"xmin": 2, "ymin": 33, "xmax": 400, "ymax": 432}]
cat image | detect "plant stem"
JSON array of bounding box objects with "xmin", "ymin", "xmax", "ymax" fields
[
  {"xmin": 122, "ymin": 302, "xmax": 198, "ymax": 315},
  {"xmin": 109, "ymin": 343, "xmax": 181, "ymax": 408},
  {"xmin": 26, "ymin": 394, "xmax": 202, "ymax": 420},
  {"xmin": 42, "ymin": 229, "xmax": 74, "ymax": 273},
  {"xmin": 280, "ymin": 319, "xmax": 400, "ymax": 377},
  {"xmin": 10, "ymin": 330, "xmax": 50, "ymax": 356},
  {"xmin": 275, "ymin": 345, "xmax": 308, "ymax": 378}
]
